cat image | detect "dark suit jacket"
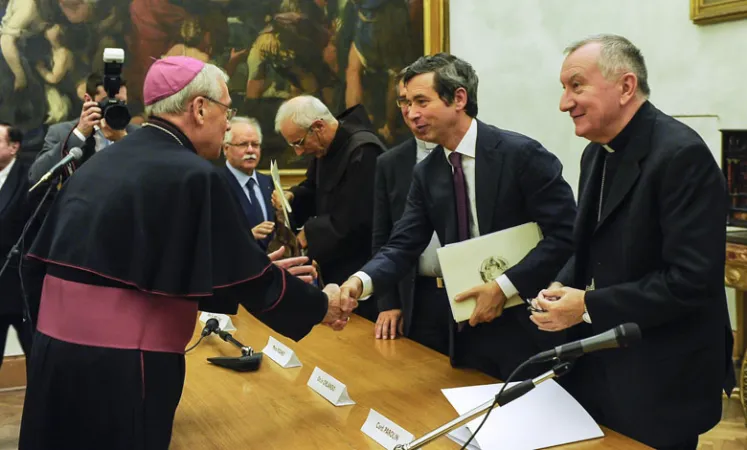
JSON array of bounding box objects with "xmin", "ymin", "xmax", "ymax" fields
[
  {"xmin": 220, "ymin": 165, "xmax": 275, "ymax": 250},
  {"xmin": 0, "ymin": 159, "xmax": 29, "ymax": 315},
  {"xmin": 362, "ymin": 120, "xmax": 577, "ymax": 365},
  {"xmin": 29, "ymin": 119, "xmax": 139, "ymax": 184},
  {"xmin": 557, "ymin": 101, "xmax": 735, "ymax": 447},
  {"xmin": 372, "ymin": 138, "xmax": 419, "ymax": 334}
]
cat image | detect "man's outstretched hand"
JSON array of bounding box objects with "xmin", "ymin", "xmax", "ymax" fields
[
  {"xmin": 340, "ymin": 276, "xmax": 363, "ymax": 306},
  {"xmin": 268, "ymin": 246, "xmax": 317, "ymax": 283},
  {"xmin": 322, "ymin": 284, "xmax": 357, "ymax": 331}
]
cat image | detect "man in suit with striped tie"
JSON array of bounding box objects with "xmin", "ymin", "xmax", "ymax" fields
[{"xmin": 221, "ymin": 116, "xmax": 276, "ymax": 250}]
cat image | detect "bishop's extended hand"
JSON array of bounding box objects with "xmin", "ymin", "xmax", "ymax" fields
[{"xmin": 322, "ymin": 283, "xmax": 353, "ymax": 331}]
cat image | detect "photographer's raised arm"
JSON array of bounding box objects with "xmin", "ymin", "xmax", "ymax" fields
[{"xmin": 29, "ymin": 122, "xmax": 95, "ymax": 184}]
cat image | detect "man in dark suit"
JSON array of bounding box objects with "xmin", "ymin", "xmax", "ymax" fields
[
  {"xmin": 0, "ymin": 122, "xmax": 32, "ymax": 366},
  {"xmin": 372, "ymin": 73, "xmax": 449, "ymax": 355},
  {"xmin": 341, "ymin": 54, "xmax": 577, "ymax": 379},
  {"xmin": 221, "ymin": 116, "xmax": 276, "ymax": 250},
  {"xmin": 29, "ymin": 73, "xmax": 138, "ymax": 185},
  {"xmin": 531, "ymin": 35, "xmax": 735, "ymax": 450}
]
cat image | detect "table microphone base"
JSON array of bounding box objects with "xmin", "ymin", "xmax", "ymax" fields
[
  {"xmin": 208, "ymin": 330, "xmax": 263, "ymax": 372},
  {"xmin": 207, "ymin": 353, "xmax": 263, "ymax": 372}
]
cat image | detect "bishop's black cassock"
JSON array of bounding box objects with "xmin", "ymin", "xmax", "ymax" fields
[{"xmin": 19, "ymin": 117, "xmax": 329, "ymax": 450}]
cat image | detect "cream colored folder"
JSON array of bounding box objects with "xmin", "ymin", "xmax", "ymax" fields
[
  {"xmin": 436, "ymin": 222, "xmax": 543, "ymax": 322},
  {"xmin": 270, "ymin": 160, "xmax": 292, "ymax": 228}
]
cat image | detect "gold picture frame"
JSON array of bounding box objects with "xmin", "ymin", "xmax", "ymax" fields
[
  {"xmin": 691, "ymin": 0, "xmax": 747, "ymax": 25},
  {"xmin": 276, "ymin": 0, "xmax": 451, "ymax": 188},
  {"xmin": 425, "ymin": 0, "xmax": 450, "ymax": 54}
]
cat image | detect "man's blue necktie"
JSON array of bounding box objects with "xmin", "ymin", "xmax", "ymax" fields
[{"xmin": 246, "ymin": 178, "xmax": 265, "ymax": 223}]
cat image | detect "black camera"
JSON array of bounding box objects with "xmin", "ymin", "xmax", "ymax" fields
[{"xmin": 100, "ymin": 48, "xmax": 131, "ymax": 130}]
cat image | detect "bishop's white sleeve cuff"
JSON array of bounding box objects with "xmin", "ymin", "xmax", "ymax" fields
[
  {"xmin": 495, "ymin": 274, "xmax": 518, "ymax": 299},
  {"xmin": 352, "ymin": 271, "xmax": 373, "ymax": 300}
]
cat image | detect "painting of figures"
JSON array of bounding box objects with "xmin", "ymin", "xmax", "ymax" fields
[{"xmin": 0, "ymin": 0, "xmax": 425, "ymax": 170}]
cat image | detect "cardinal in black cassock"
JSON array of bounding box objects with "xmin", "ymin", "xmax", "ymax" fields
[{"xmin": 18, "ymin": 56, "xmax": 350, "ymax": 450}]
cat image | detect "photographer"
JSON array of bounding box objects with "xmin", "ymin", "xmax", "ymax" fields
[{"xmin": 28, "ymin": 72, "xmax": 137, "ymax": 184}]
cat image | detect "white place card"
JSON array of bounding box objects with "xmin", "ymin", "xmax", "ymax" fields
[
  {"xmin": 307, "ymin": 366, "xmax": 355, "ymax": 406},
  {"xmin": 262, "ymin": 336, "xmax": 302, "ymax": 368},
  {"xmin": 361, "ymin": 409, "xmax": 414, "ymax": 450},
  {"xmin": 199, "ymin": 312, "xmax": 236, "ymax": 332}
]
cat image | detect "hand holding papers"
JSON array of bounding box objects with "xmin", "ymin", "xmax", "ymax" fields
[
  {"xmin": 437, "ymin": 222, "xmax": 542, "ymax": 323},
  {"xmin": 270, "ymin": 160, "xmax": 292, "ymax": 228}
]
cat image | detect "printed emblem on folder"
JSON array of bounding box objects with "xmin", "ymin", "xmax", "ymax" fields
[{"xmin": 437, "ymin": 222, "xmax": 543, "ymax": 322}]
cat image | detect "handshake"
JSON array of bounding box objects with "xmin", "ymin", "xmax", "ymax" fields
[
  {"xmin": 320, "ymin": 283, "xmax": 358, "ymax": 331},
  {"xmin": 269, "ymin": 245, "xmax": 361, "ymax": 331},
  {"xmin": 267, "ymin": 247, "xmax": 359, "ymax": 331},
  {"xmin": 320, "ymin": 277, "xmax": 365, "ymax": 330}
]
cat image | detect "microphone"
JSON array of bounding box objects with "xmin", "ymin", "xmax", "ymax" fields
[
  {"xmin": 204, "ymin": 325, "xmax": 263, "ymax": 372},
  {"xmin": 200, "ymin": 318, "xmax": 220, "ymax": 337},
  {"xmin": 530, "ymin": 323, "xmax": 641, "ymax": 363},
  {"xmin": 29, "ymin": 147, "xmax": 84, "ymax": 192}
]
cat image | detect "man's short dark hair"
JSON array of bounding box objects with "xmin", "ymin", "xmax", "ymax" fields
[
  {"xmin": 0, "ymin": 122, "xmax": 23, "ymax": 145},
  {"xmin": 85, "ymin": 73, "xmax": 127, "ymax": 98},
  {"xmin": 402, "ymin": 53, "xmax": 479, "ymax": 118}
]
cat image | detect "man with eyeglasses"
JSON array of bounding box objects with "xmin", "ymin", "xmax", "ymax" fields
[
  {"xmin": 221, "ymin": 116, "xmax": 275, "ymax": 250},
  {"xmin": 18, "ymin": 56, "xmax": 353, "ymax": 449},
  {"xmin": 340, "ymin": 54, "xmax": 577, "ymax": 381},
  {"xmin": 272, "ymin": 95, "xmax": 385, "ymax": 322},
  {"xmin": 371, "ymin": 69, "xmax": 448, "ymax": 356}
]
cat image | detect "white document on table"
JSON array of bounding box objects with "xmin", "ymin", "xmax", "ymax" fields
[{"xmin": 441, "ymin": 380, "xmax": 603, "ymax": 450}]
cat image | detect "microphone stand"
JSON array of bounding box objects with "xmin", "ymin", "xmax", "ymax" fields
[
  {"xmin": 0, "ymin": 179, "xmax": 58, "ymax": 336},
  {"xmin": 217, "ymin": 329, "xmax": 254, "ymax": 356},
  {"xmin": 207, "ymin": 329, "xmax": 263, "ymax": 372},
  {"xmin": 393, "ymin": 361, "xmax": 573, "ymax": 450}
]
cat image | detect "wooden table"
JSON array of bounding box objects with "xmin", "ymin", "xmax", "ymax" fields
[
  {"xmin": 724, "ymin": 236, "xmax": 747, "ymax": 423},
  {"xmin": 171, "ymin": 309, "xmax": 648, "ymax": 449}
]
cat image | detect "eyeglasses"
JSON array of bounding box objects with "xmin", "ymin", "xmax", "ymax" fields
[
  {"xmin": 204, "ymin": 96, "xmax": 237, "ymax": 121},
  {"xmin": 288, "ymin": 127, "xmax": 312, "ymax": 148},
  {"xmin": 395, "ymin": 97, "xmax": 410, "ymax": 108},
  {"xmin": 226, "ymin": 141, "xmax": 261, "ymax": 150}
]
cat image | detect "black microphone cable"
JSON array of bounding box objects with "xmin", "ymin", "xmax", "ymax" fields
[{"xmin": 185, "ymin": 318, "xmax": 220, "ymax": 353}]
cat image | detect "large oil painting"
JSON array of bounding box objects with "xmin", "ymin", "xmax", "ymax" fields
[{"xmin": 0, "ymin": 0, "xmax": 447, "ymax": 175}]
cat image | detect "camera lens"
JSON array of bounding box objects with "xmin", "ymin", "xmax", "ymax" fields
[{"xmin": 101, "ymin": 101, "xmax": 131, "ymax": 130}]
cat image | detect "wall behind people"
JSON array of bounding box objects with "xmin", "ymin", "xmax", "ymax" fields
[
  {"xmin": 451, "ymin": 0, "xmax": 746, "ymax": 189},
  {"xmin": 450, "ymin": 0, "xmax": 747, "ymax": 329}
]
